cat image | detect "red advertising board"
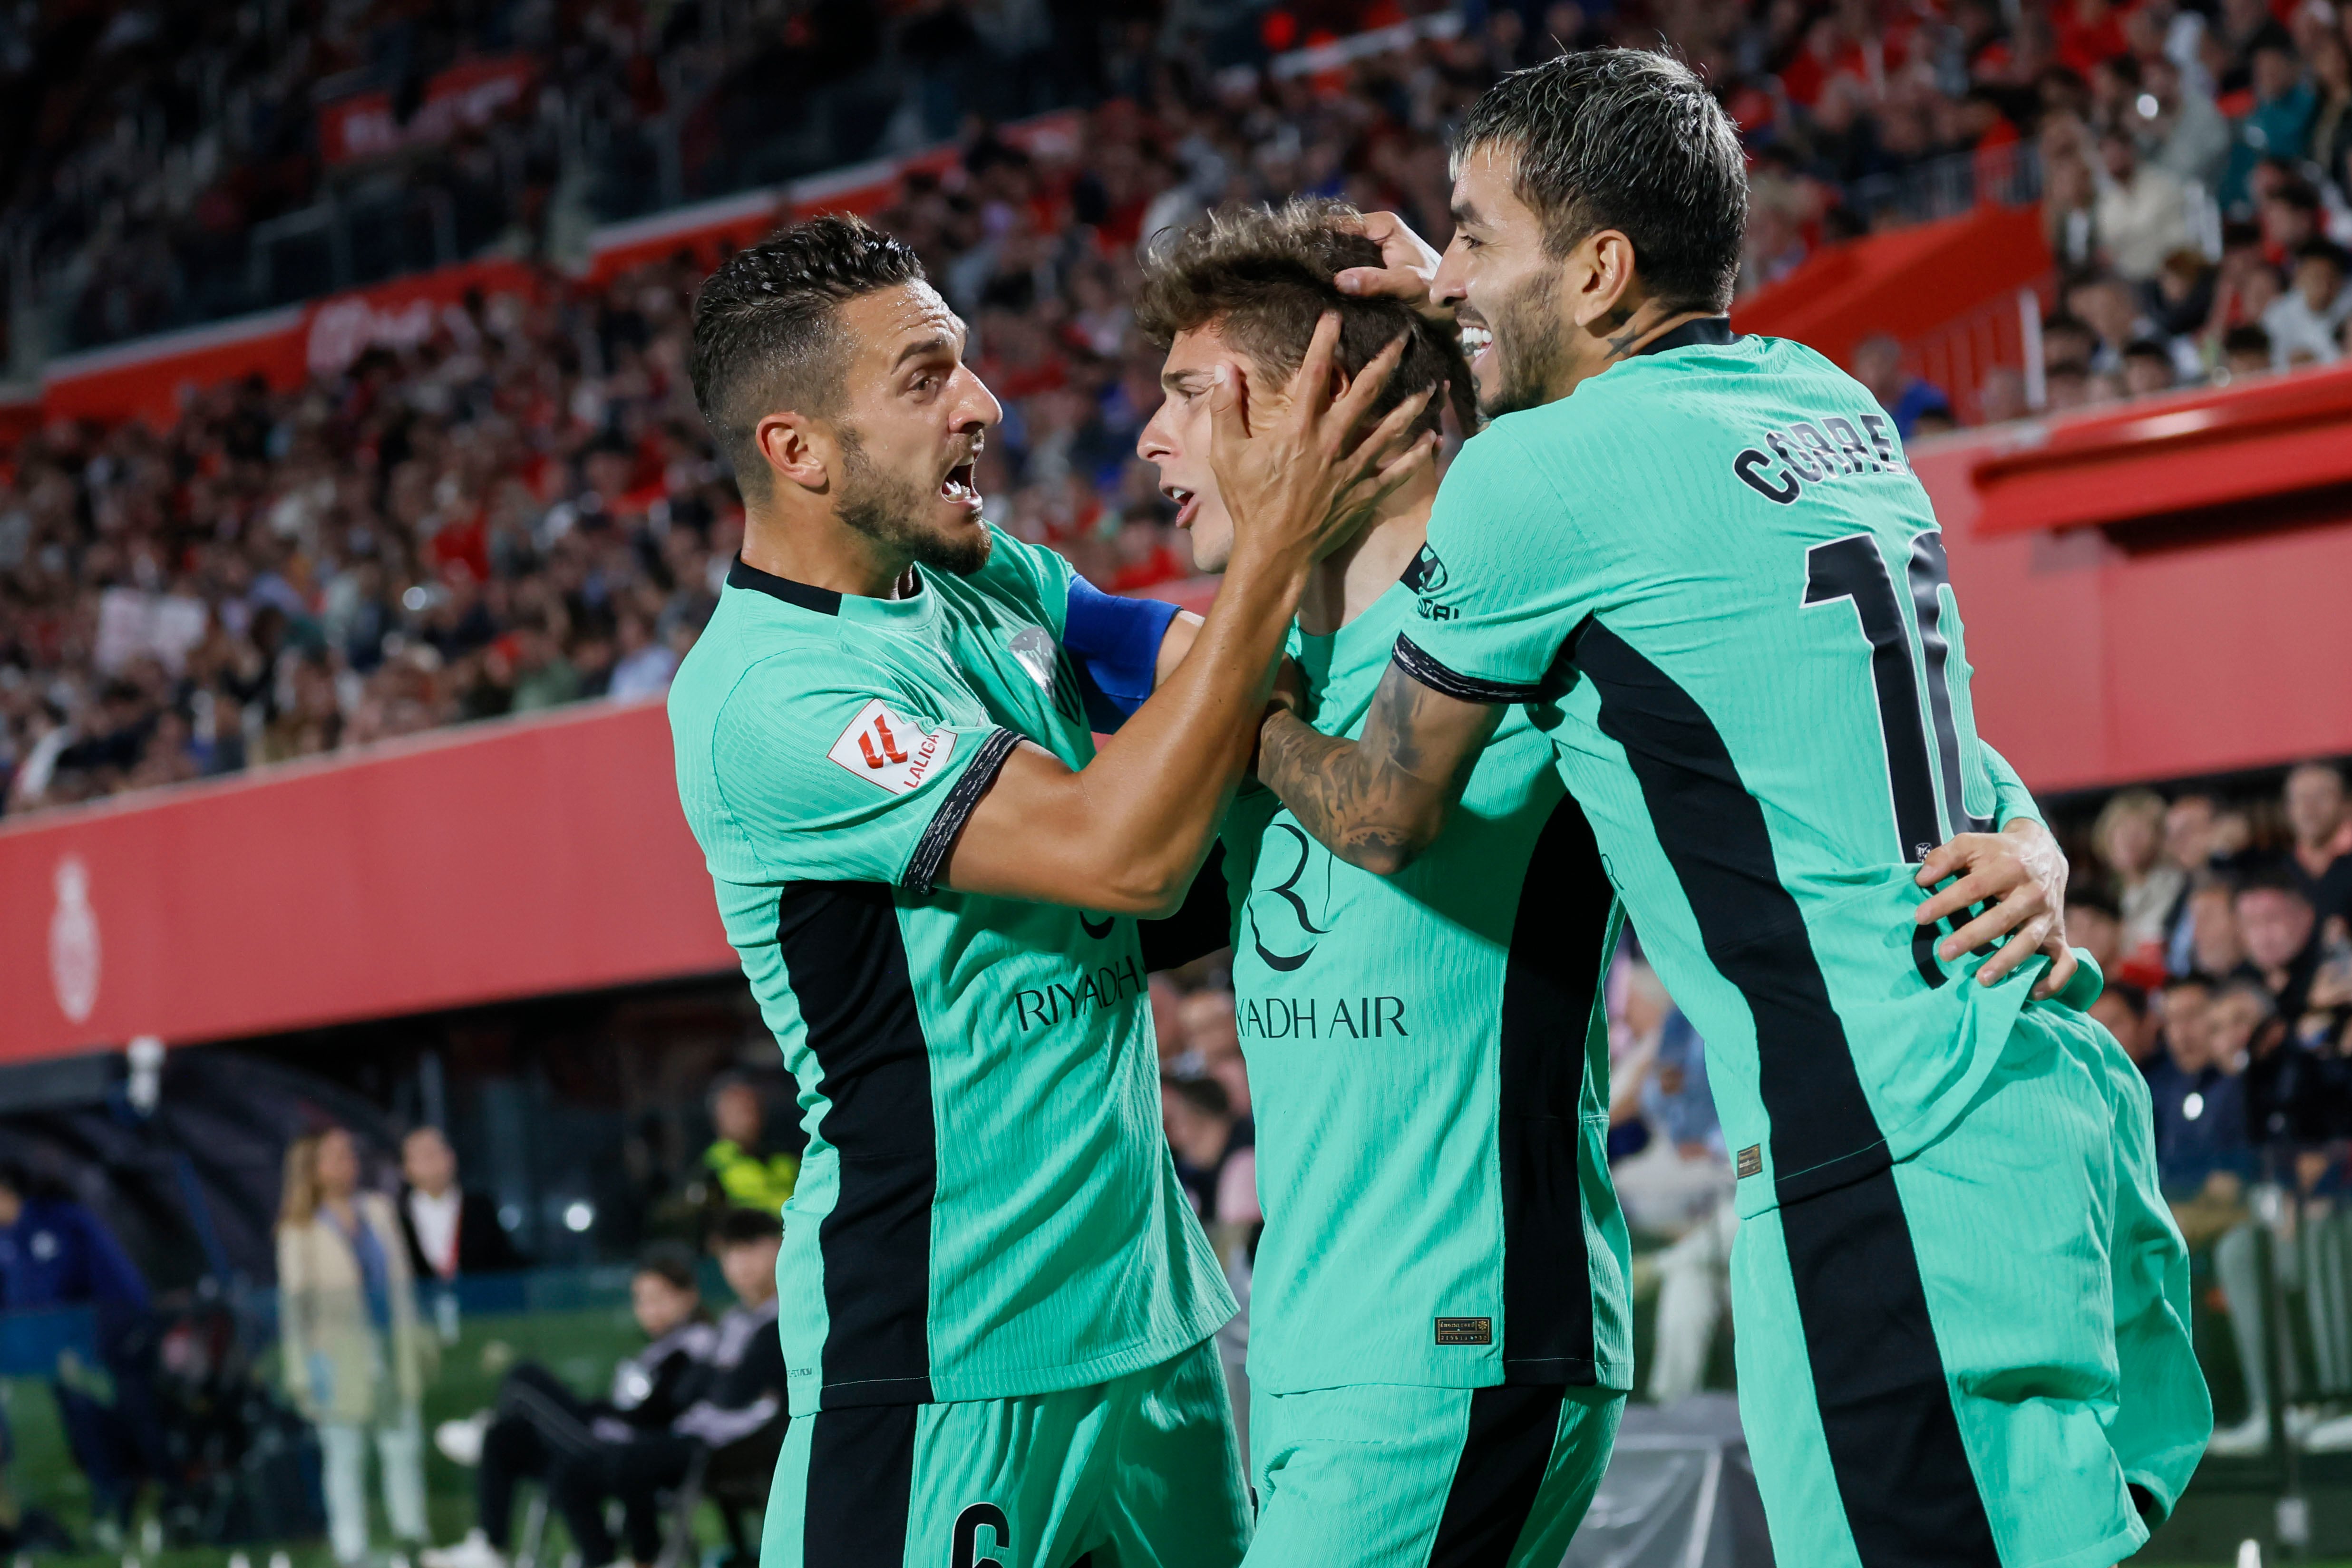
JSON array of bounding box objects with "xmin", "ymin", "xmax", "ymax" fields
[
  {"xmin": 0, "ymin": 700, "xmax": 732, "ymax": 1062},
  {"xmin": 318, "ymin": 57, "xmax": 537, "ymax": 165}
]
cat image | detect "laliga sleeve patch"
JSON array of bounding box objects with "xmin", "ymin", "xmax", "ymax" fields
[{"xmin": 827, "ymin": 698, "xmax": 957, "ymax": 795}]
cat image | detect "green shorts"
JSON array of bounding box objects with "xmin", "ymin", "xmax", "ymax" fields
[
  {"xmin": 1731, "ymin": 1001, "xmax": 2212, "ymax": 1568},
  {"xmin": 764, "ymin": 1336, "xmax": 1247, "ymax": 1568},
  {"xmin": 1243, "ymin": 1381, "xmax": 1624, "ymax": 1567}
]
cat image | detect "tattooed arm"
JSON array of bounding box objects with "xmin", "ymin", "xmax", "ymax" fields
[{"xmin": 1255, "ymin": 658, "xmax": 1502, "ymax": 875}]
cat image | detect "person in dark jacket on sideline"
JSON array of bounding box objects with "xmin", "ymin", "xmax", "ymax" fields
[
  {"xmin": 396, "ymin": 1127, "xmax": 525, "ymax": 1285},
  {"xmin": 0, "ymin": 1163, "xmax": 159, "ymax": 1539},
  {"xmin": 420, "ymin": 1246, "xmax": 713, "ymax": 1568},
  {"xmin": 546, "ymin": 1207, "xmax": 786, "ymax": 1568}
]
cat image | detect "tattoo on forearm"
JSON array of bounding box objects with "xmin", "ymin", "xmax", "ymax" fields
[{"xmin": 1257, "ymin": 664, "xmax": 1489, "ymax": 871}]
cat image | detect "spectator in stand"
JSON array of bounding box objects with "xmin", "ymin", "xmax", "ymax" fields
[
  {"xmin": 2097, "ymin": 786, "xmax": 2187, "ymax": 960},
  {"xmin": 2222, "ymin": 322, "xmax": 2276, "ymax": 377},
  {"xmin": 277, "ymin": 1127, "xmax": 432, "ymax": 1567},
  {"xmin": 2147, "ymin": 974, "xmax": 2248, "ymax": 1225},
  {"xmin": 2163, "ymin": 794, "xmax": 2224, "ymax": 971},
  {"xmin": 2190, "ymin": 875, "xmax": 2252, "ymax": 978},
  {"xmin": 2122, "ymin": 336, "xmax": 2180, "ymax": 395},
  {"xmin": 605, "ymin": 611, "xmax": 681, "ymax": 702},
  {"xmin": 2095, "ymin": 126, "xmax": 2194, "ymax": 279},
  {"xmin": 2264, "ymin": 242, "xmax": 2352, "ymax": 366},
  {"xmin": 397, "ymin": 1126, "xmax": 525, "ymax": 1291},
  {"xmin": 2133, "ymin": 54, "xmax": 2233, "ymax": 189},
  {"xmin": 696, "ymin": 1075, "xmax": 797, "ymax": 1231},
  {"xmin": 423, "ymin": 1244, "xmax": 714, "ymax": 1568},
  {"xmin": 543, "ymin": 1210, "xmax": 785, "ymax": 1568},
  {"xmin": 1161, "ymin": 1074, "xmax": 1253, "ymax": 1227},
  {"xmin": 2285, "ymin": 762, "xmax": 2352, "ymax": 927},
  {"xmin": 2220, "ymin": 41, "xmax": 2318, "ymax": 211},
  {"xmin": 2066, "ymin": 887, "xmax": 2127, "ymax": 975},
  {"xmin": 2091, "ymin": 979, "xmax": 2163, "ymax": 1073},
  {"xmin": 1850, "ymin": 334, "xmax": 1954, "ymax": 439},
  {"xmin": 2236, "ymin": 870, "xmax": 2323, "ymax": 1020}
]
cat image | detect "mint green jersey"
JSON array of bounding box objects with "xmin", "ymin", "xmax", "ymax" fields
[
  {"xmin": 1399, "ymin": 327, "xmax": 2043, "ymax": 1216},
  {"xmin": 1223, "ymin": 579, "xmax": 1633, "ymax": 1396},
  {"xmin": 666, "ymin": 527, "xmax": 1231, "ymax": 1417}
]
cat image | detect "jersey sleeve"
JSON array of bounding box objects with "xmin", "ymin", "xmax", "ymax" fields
[
  {"xmin": 1394, "ymin": 425, "xmax": 1594, "ymax": 703},
  {"xmin": 709, "ymin": 653, "xmax": 1021, "ymax": 895},
  {"xmin": 1975, "ymin": 740, "xmax": 2043, "ymax": 828}
]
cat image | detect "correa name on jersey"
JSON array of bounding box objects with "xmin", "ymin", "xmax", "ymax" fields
[{"xmin": 1731, "ymin": 409, "xmax": 1911, "ymax": 506}]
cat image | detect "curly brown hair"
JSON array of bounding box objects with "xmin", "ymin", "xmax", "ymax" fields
[{"xmin": 1134, "ymin": 198, "xmax": 1476, "ymax": 439}]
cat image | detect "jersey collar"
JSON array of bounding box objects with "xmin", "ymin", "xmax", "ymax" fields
[
  {"xmin": 725, "ymin": 556, "xmax": 940, "ymax": 632},
  {"xmin": 1635, "ymin": 316, "xmax": 1737, "ymax": 357}
]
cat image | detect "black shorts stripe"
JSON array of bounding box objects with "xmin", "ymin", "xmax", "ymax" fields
[
  {"xmin": 804, "ymin": 1403, "xmax": 915, "ymax": 1566},
  {"xmin": 1497, "ymin": 794, "xmax": 1609, "ymax": 1384},
  {"xmin": 1780, "ymin": 1171, "xmax": 2002, "ymax": 1565},
  {"xmin": 904, "ymin": 726, "xmax": 1022, "ymax": 895},
  {"xmin": 1428, "ymin": 1384, "xmax": 1566, "ymax": 1567},
  {"xmin": 1392, "ymin": 634, "xmax": 1548, "ymax": 706},
  {"xmin": 1574, "ymin": 619, "xmax": 1997, "ymax": 1563},
  {"xmin": 779, "ymin": 880, "xmax": 936, "ymax": 1407}
]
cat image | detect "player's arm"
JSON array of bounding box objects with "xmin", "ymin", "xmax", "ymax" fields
[
  {"xmin": 1254, "ymin": 657, "xmax": 1501, "ymax": 874},
  {"xmin": 944, "ymin": 318, "xmax": 1437, "ymax": 915},
  {"xmin": 1913, "ymin": 741, "xmax": 2078, "ymax": 999}
]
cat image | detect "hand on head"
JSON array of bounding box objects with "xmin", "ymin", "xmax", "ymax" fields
[{"xmin": 1205, "ymin": 312, "xmax": 1437, "ymax": 571}]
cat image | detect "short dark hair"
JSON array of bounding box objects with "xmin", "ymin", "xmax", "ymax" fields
[
  {"xmin": 2221, "ymin": 323, "xmax": 2272, "ymax": 357},
  {"xmin": 2234, "ymin": 864, "xmax": 2310, "ymax": 904},
  {"xmin": 636, "ymin": 1240, "xmax": 700, "ymax": 1293},
  {"xmin": 1453, "ymin": 48, "xmax": 1748, "ymax": 313},
  {"xmin": 688, "ymin": 214, "xmax": 926, "ymax": 500},
  {"xmin": 1136, "ymin": 198, "xmax": 1474, "ymax": 437},
  {"xmin": 715, "ymin": 1205, "xmax": 784, "ymax": 1248}
]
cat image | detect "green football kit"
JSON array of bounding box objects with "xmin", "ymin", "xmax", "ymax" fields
[
  {"xmin": 1392, "ymin": 320, "xmax": 2209, "ymax": 1568},
  {"xmin": 668, "ymin": 528, "xmax": 1246, "ymax": 1568},
  {"xmin": 1215, "ymin": 580, "xmax": 1628, "ymax": 1566}
]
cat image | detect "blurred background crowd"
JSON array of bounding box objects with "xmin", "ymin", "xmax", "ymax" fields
[
  {"xmin": 7, "ymin": 0, "xmax": 2352, "ymax": 819},
  {"xmin": 1, "ymin": 0, "xmax": 2350, "ymax": 1559}
]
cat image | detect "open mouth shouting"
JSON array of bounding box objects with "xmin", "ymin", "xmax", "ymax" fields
[
  {"xmin": 940, "ymin": 451, "xmax": 982, "ymax": 510},
  {"xmin": 1160, "ymin": 483, "xmax": 1202, "ymax": 528}
]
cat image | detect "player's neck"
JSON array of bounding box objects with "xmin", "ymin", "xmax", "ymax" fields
[
  {"xmin": 738, "ymin": 506, "xmax": 919, "ymax": 600},
  {"xmin": 1297, "ymin": 461, "xmax": 1437, "ymax": 636},
  {"xmin": 1555, "ymin": 298, "xmax": 1714, "ymax": 400}
]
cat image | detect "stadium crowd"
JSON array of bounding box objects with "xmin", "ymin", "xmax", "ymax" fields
[{"xmin": 1, "ymin": 0, "xmax": 2348, "ymax": 817}]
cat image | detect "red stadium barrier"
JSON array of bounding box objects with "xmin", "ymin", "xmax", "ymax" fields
[
  {"xmin": 0, "ymin": 699, "xmax": 730, "ymax": 1062},
  {"xmin": 33, "ymin": 110, "xmax": 1086, "ymax": 430},
  {"xmin": 1924, "ymin": 363, "xmax": 2352, "ymax": 794}
]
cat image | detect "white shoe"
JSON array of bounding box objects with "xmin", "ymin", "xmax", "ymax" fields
[
  {"xmin": 419, "ymin": 1531, "xmax": 506, "ymax": 1568},
  {"xmin": 2207, "ymin": 1410, "xmax": 2274, "ymax": 1455},
  {"xmin": 434, "ymin": 1414, "xmax": 493, "ymax": 1468},
  {"xmin": 2303, "ymin": 1411, "xmax": 2352, "ymax": 1450}
]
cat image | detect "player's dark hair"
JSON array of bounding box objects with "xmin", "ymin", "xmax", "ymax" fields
[
  {"xmin": 1135, "ymin": 197, "xmax": 1476, "ymax": 438},
  {"xmin": 1454, "ymin": 49, "xmax": 1748, "ymax": 314},
  {"xmin": 715, "ymin": 1205, "xmax": 784, "ymax": 1248},
  {"xmin": 689, "ymin": 214, "xmax": 926, "ymax": 501},
  {"xmin": 635, "ymin": 1240, "xmax": 701, "ymax": 1293}
]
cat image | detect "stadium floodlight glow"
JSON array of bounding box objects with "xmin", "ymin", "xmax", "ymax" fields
[{"xmin": 562, "ymin": 1200, "xmax": 594, "ymax": 1232}]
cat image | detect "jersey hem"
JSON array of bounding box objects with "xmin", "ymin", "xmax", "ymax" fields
[
  {"xmin": 903, "ymin": 726, "xmax": 1021, "ymax": 894},
  {"xmin": 1245, "ymin": 1365, "xmax": 1636, "ymax": 1397},
  {"xmin": 790, "ymin": 1315, "xmax": 1232, "ymax": 1417}
]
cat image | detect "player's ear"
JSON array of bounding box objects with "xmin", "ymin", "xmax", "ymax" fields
[
  {"xmin": 755, "ymin": 410, "xmax": 830, "ymax": 494},
  {"xmin": 1567, "ymin": 229, "xmax": 1638, "ymax": 330}
]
